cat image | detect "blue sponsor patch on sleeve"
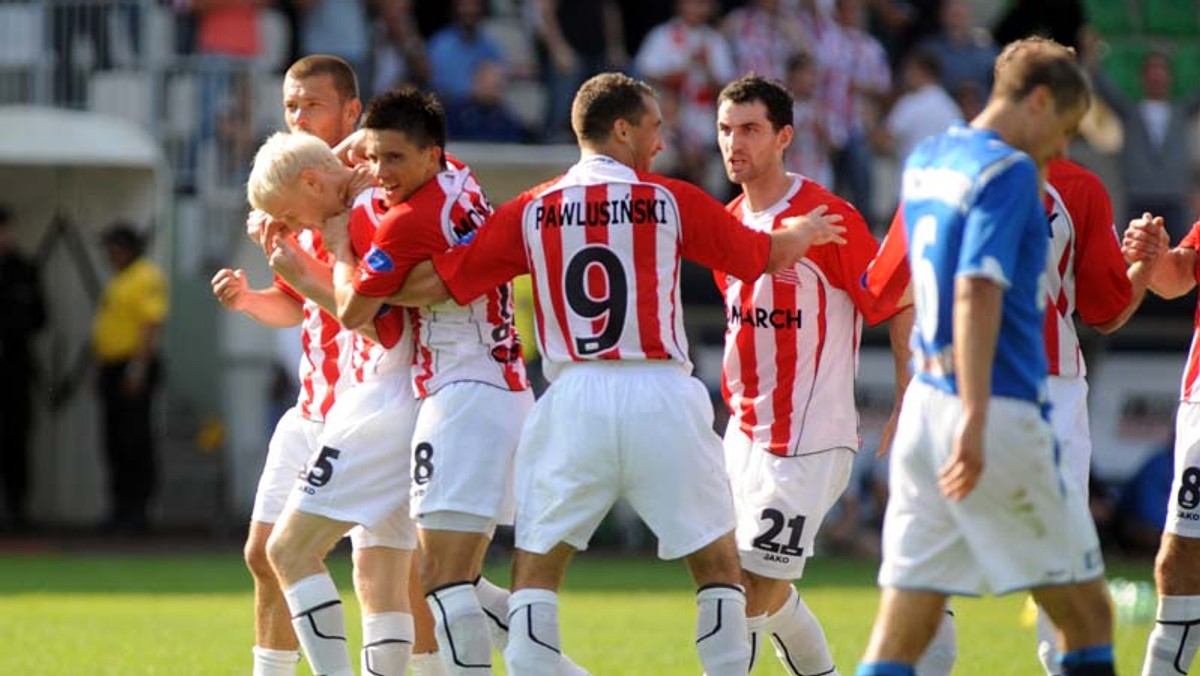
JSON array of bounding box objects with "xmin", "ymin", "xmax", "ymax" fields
[{"xmin": 364, "ymin": 245, "xmax": 395, "ymax": 273}]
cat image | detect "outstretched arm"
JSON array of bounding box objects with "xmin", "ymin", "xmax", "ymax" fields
[{"xmin": 211, "ymin": 268, "xmax": 303, "ymax": 328}]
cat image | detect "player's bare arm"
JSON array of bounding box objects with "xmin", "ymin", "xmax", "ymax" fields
[
  {"xmin": 1132, "ymin": 216, "xmax": 1198, "ymax": 299},
  {"xmin": 382, "ymin": 259, "xmax": 452, "ymax": 308},
  {"xmin": 766, "ymin": 205, "xmax": 847, "ymax": 273},
  {"xmin": 1093, "ymin": 215, "xmax": 1169, "ymax": 334},
  {"xmin": 941, "ymin": 277, "xmax": 1003, "ymax": 501},
  {"xmin": 325, "ymin": 212, "xmax": 386, "ymax": 332},
  {"xmin": 267, "ymin": 237, "xmax": 336, "ymax": 313},
  {"xmin": 211, "ymin": 268, "xmax": 304, "ymax": 328},
  {"xmin": 878, "ymin": 306, "xmax": 915, "ymax": 457}
]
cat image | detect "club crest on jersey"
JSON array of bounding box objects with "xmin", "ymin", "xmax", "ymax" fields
[{"xmin": 365, "ymin": 245, "xmax": 394, "ymax": 273}]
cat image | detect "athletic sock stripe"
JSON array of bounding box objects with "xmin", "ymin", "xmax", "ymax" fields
[
  {"xmin": 292, "ymin": 598, "xmax": 342, "ymax": 620},
  {"xmin": 696, "ymin": 599, "xmax": 723, "ymax": 643},
  {"xmin": 363, "ymin": 638, "xmax": 413, "ymax": 648},
  {"xmin": 697, "ymin": 583, "xmax": 744, "ymax": 594},
  {"xmin": 482, "ymin": 606, "xmax": 509, "ymax": 632},
  {"xmin": 426, "ymin": 580, "xmax": 476, "ymax": 596},
  {"xmin": 749, "ymin": 631, "xmax": 759, "ymax": 670},
  {"xmin": 429, "ymin": 587, "xmax": 491, "ymax": 669},
  {"xmin": 1175, "ymin": 622, "xmax": 1195, "ymax": 675},
  {"xmin": 771, "ymin": 633, "xmax": 835, "ymax": 676},
  {"xmin": 522, "ymin": 605, "xmax": 562, "ymax": 654},
  {"xmin": 302, "ymin": 612, "xmax": 346, "ymax": 641}
]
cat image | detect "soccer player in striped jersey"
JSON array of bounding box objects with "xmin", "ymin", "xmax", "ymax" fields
[
  {"xmin": 211, "ymin": 55, "xmax": 420, "ymax": 676},
  {"xmin": 385, "ymin": 72, "xmax": 848, "ymax": 676},
  {"xmin": 867, "ymin": 155, "xmax": 1166, "ymax": 675},
  {"xmin": 856, "ymin": 38, "xmax": 1118, "ymax": 676},
  {"xmin": 1124, "ymin": 216, "xmax": 1200, "ymax": 675},
  {"xmin": 714, "ymin": 74, "xmax": 914, "ymax": 676},
  {"xmin": 330, "ymin": 88, "xmax": 539, "ymax": 676}
]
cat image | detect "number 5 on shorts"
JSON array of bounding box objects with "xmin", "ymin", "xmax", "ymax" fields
[{"xmin": 306, "ymin": 447, "xmax": 341, "ymax": 488}]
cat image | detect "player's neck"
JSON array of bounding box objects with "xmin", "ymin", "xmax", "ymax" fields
[
  {"xmin": 741, "ymin": 168, "xmax": 793, "ymax": 214},
  {"xmin": 970, "ymin": 101, "xmax": 1022, "ymax": 148}
]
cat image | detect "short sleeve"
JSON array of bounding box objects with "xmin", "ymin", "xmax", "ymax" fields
[
  {"xmin": 273, "ymin": 274, "xmax": 305, "ymax": 303},
  {"xmin": 863, "ymin": 207, "xmax": 912, "ymax": 318},
  {"xmin": 816, "ymin": 196, "xmax": 897, "ymax": 325},
  {"xmin": 957, "ymin": 157, "xmax": 1040, "ymax": 286},
  {"xmin": 671, "ymin": 179, "xmax": 771, "ymax": 282},
  {"xmin": 433, "ymin": 195, "xmax": 530, "ymax": 305},
  {"xmin": 1064, "ymin": 172, "xmax": 1133, "ymax": 327},
  {"xmin": 353, "ymin": 202, "xmax": 453, "ymax": 298}
]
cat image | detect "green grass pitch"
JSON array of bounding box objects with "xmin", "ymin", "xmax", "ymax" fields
[{"xmin": 0, "ymin": 550, "xmax": 1155, "ymax": 674}]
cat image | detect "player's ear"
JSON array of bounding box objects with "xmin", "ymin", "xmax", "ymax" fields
[{"xmin": 777, "ymin": 124, "xmax": 795, "ymax": 153}]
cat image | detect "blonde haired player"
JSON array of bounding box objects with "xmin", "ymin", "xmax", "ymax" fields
[{"xmin": 211, "ymin": 55, "xmax": 419, "ymax": 676}]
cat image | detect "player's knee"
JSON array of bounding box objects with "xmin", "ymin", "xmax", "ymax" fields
[
  {"xmin": 685, "ymin": 535, "xmax": 742, "ymax": 588},
  {"xmin": 244, "ymin": 534, "xmax": 274, "ymax": 581},
  {"xmin": 1156, "ymin": 536, "xmax": 1200, "ymax": 591},
  {"xmin": 265, "ymin": 528, "xmax": 299, "ymax": 577}
]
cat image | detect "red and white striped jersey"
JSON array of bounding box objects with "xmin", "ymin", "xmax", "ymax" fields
[
  {"xmin": 864, "ymin": 159, "xmax": 1131, "ymax": 378},
  {"xmin": 352, "ymin": 158, "xmax": 528, "ymax": 397},
  {"xmin": 1176, "ymin": 223, "xmax": 1200, "ymax": 401},
  {"xmin": 432, "ymin": 154, "xmax": 772, "ymax": 380},
  {"xmin": 273, "ymin": 227, "xmax": 379, "ymax": 422},
  {"xmin": 1042, "ymin": 159, "xmax": 1131, "ymax": 377},
  {"xmin": 344, "ymin": 189, "xmax": 414, "ymax": 377},
  {"xmin": 720, "ymin": 176, "xmax": 897, "ymax": 456}
]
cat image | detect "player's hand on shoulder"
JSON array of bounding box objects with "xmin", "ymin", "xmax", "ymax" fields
[
  {"xmin": 785, "ymin": 204, "xmax": 848, "ymax": 246},
  {"xmin": 1122, "ymin": 212, "xmax": 1169, "ymax": 263},
  {"xmin": 211, "ymin": 268, "xmax": 249, "ymax": 311}
]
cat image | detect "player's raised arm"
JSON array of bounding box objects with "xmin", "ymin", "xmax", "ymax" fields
[{"xmin": 211, "ymin": 268, "xmax": 304, "ymax": 328}]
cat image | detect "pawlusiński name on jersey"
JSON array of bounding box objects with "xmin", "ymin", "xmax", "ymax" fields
[
  {"xmin": 532, "ymin": 197, "xmax": 669, "ymax": 228},
  {"xmin": 431, "ymin": 154, "xmax": 774, "ymax": 381},
  {"xmin": 901, "ymin": 124, "xmax": 1049, "ymax": 405},
  {"xmin": 719, "ymin": 175, "xmax": 899, "ymax": 457}
]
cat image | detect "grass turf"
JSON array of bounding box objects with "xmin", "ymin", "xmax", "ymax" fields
[{"xmin": 0, "ymin": 549, "xmax": 1156, "ymax": 674}]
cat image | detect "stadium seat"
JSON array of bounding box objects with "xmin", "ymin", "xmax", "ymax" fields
[
  {"xmin": 255, "ymin": 8, "xmax": 290, "ymax": 73},
  {"xmin": 1085, "ymin": 0, "xmax": 1138, "ymax": 36},
  {"xmin": 88, "ymin": 70, "xmax": 152, "ymax": 129},
  {"xmin": 1143, "ymin": 0, "xmax": 1200, "ymax": 37},
  {"xmin": 1103, "ymin": 39, "xmax": 1149, "ymax": 99},
  {"xmin": 0, "ymin": 4, "xmax": 43, "ymax": 67},
  {"xmin": 503, "ymin": 78, "xmax": 547, "ymax": 131},
  {"xmin": 482, "ymin": 16, "xmax": 537, "ymax": 77}
]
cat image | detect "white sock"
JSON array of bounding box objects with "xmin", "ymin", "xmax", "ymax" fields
[
  {"xmin": 746, "ymin": 613, "xmax": 769, "ymax": 672},
  {"xmin": 474, "ymin": 576, "xmax": 511, "ymax": 649},
  {"xmin": 1142, "ymin": 595, "xmax": 1200, "ymax": 676},
  {"xmin": 761, "ymin": 586, "xmax": 838, "ymax": 676},
  {"xmin": 252, "ymin": 646, "xmax": 300, "ymax": 676},
  {"xmin": 411, "ymin": 652, "xmax": 450, "ymax": 676},
  {"xmin": 505, "ymin": 588, "xmax": 562, "ymax": 676},
  {"xmin": 695, "ymin": 584, "xmax": 751, "ymax": 676},
  {"xmin": 915, "ymin": 608, "xmax": 957, "ymax": 676},
  {"xmin": 427, "ymin": 582, "xmax": 492, "ymax": 673},
  {"xmin": 282, "ymin": 574, "xmax": 354, "ymax": 676},
  {"xmin": 1035, "ymin": 605, "xmax": 1061, "ymax": 675},
  {"xmin": 361, "ymin": 611, "xmax": 414, "ymax": 676}
]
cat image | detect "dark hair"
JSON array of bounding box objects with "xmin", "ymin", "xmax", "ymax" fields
[
  {"xmin": 993, "ymin": 37, "xmax": 1091, "ymax": 113},
  {"xmin": 718, "ymin": 73, "xmax": 794, "ymax": 131},
  {"xmin": 362, "ymin": 86, "xmax": 448, "ymax": 154},
  {"xmin": 286, "ymin": 55, "xmax": 360, "ymax": 101},
  {"xmin": 571, "ymin": 72, "xmax": 656, "ymax": 145},
  {"xmin": 101, "ymin": 223, "xmax": 145, "ymax": 256}
]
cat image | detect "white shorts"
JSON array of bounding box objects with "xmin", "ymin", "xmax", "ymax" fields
[
  {"xmin": 1047, "ymin": 375, "xmax": 1092, "ymax": 493},
  {"xmin": 879, "ymin": 382, "xmax": 1104, "ymax": 596},
  {"xmin": 514, "ymin": 362, "xmax": 736, "ymax": 560},
  {"xmin": 410, "ymin": 383, "xmax": 534, "ymax": 526},
  {"xmin": 252, "ymin": 407, "xmax": 321, "ymax": 524},
  {"xmin": 1166, "ymin": 401, "xmax": 1200, "ymax": 538},
  {"xmin": 285, "ymin": 372, "xmax": 418, "ymax": 550},
  {"xmin": 724, "ymin": 426, "xmax": 854, "ymax": 580}
]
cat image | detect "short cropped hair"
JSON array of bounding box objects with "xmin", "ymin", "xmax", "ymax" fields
[
  {"xmin": 718, "ymin": 74, "xmax": 794, "ymax": 131},
  {"xmin": 362, "ymin": 86, "xmax": 447, "ymax": 152},
  {"xmin": 992, "ymin": 37, "xmax": 1091, "ymax": 113},
  {"xmin": 571, "ymin": 73, "xmax": 656, "ymax": 145},
  {"xmin": 247, "ymin": 131, "xmax": 340, "ymax": 212},
  {"xmin": 286, "ymin": 55, "xmax": 360, "ymax": 102}
]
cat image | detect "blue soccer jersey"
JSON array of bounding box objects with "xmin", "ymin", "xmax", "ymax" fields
[{"xmin": 901, "ymin": 125, "xmax": 1049, "ymax": 404}]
